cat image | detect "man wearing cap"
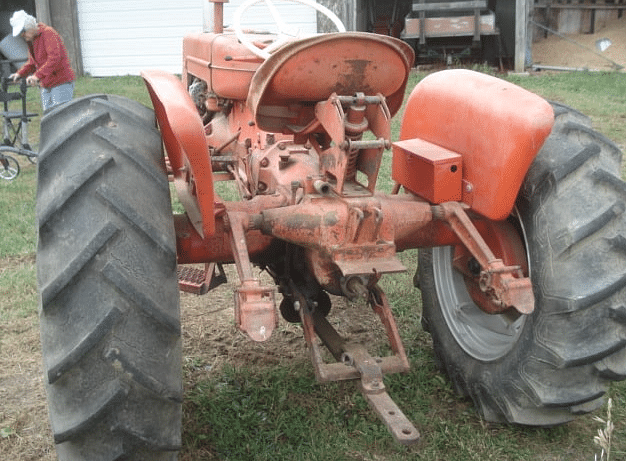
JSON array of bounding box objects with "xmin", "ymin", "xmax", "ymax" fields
[{"xmin": 8, "ymin": 10, "xmax": 75, "ymax": 113}]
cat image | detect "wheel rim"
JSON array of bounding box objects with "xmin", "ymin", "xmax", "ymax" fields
[
  {"xmin": 431, "ymin": 216, "xmax": 530, "ymax": 361},
  {"xmin": 0, "ymin": 156, "xmax": 19, "ymax": 180}
]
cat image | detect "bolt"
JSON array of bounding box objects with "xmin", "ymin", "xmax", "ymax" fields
[
  {"xmin": 293, "ymin": 301, "xmax": 301, "ymax": 312},
  {"xmin": 346, "ymin": 276, "xmax": 368, "ymax": 300},
  {"xmin": 467, "ymin": 257, "xmax": 481, "ymax": 277},
  {"xmin": 260, "ymin": 158, "xmax": 269, "ymax": 168},
  {"xmin": 341, "ymin": 353, "xmax": 354, "ymax": 366}
]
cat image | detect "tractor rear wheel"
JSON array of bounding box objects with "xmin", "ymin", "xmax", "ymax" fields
[
  {"xmin": 36, "ymin": 95, "xmax": 181, "ymax": 459},
  {"xmin": 418, "ymin": 103, "xmax": 626, "ymax": 425}
]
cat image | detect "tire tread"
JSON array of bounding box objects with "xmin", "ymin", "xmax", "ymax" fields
[
  {"xmin": 418, "ymin": 102, "xmax": 626, "ymax": 425},
  {"xmin": 37, "ymin": 95, "xmax": 181, "ymax": 459}
]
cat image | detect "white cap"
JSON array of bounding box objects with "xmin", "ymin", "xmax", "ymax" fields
[{"xmin": 10, "ymin": 10, "xmax": 37, "ymax": 37}]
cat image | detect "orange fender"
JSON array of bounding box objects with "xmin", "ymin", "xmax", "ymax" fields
[
  {"xmin": 248, "ymin": 32, "xmax": 414, "ymax": 133},
  {"xmin": 397, "ymin": 69, "xmax": 554, "ymax": 221},
  {"xmin": 142, "ymin": 70, "xmax": 215, "ymax": 237}
]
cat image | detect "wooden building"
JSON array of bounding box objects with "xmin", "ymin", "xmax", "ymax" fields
[{"xmin": 317, "ymin": 0, "xmax": 532, "ymax": 71}]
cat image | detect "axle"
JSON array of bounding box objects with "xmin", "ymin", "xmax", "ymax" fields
[{"xmin": 176, "ymin": 189, "xmax": 533, "ymax": 317}]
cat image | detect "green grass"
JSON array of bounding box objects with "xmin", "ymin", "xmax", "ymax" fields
[
  {"xmin": 1, "ymin": 69, "xmax": 626, "ymax": 460},
  {"xmin": 184, "ymin": 341, "xmax": 600, "ymax": 461},
  {"xmin": 505, "ymin": 70, "xmax": 626, "ymax": 145},
  {"xmin": 0, "ymin": 256, "xmax": 37, "ymax": 321},
  {"xmin": 74, "ymin": 75, "xmax": 153, "ymax": 106},
  {"xmin": 0, "ymin": 168, "xmax": 37, "ymax": 258},
  {"xmin": 0, "ymin": 165, "xmax": 38, "ymax": 321}
]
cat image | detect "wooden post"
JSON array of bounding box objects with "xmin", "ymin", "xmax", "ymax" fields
[
  {"xmin": 515, "ymin": 0, "xmax": 528, "ymax": 72},
  {"xmin": 35, "ymin": 0, "xmax": 52, "ymax": 24},
  {"xmin": 210, "ymin": 0, "xmax": 229, "ymax": 34},
  {"xmin": 35, "ymin": 0, "xmax": 83, "ymax": 76}
]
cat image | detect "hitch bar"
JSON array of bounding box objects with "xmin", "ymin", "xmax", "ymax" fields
[{"xmin": 299, "ymin": 286, "xmax": 420, "ymax": 445}]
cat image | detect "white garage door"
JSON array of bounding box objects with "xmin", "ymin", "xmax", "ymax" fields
[{"xmin": 77, "ymin": 0, "xmax": 318, "ymax": 77}]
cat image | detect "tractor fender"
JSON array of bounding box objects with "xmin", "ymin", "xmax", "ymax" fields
[
  {"xmin": 397, "ymin": 69, "xmax": 554, "ymax": 221},
  {"xmin": 248, "ymin": 32, "xmax": 414, "ymax": 133},
  {"xmin": 142, "ymin": 69, "xmax": 215, "ymax": 237}
]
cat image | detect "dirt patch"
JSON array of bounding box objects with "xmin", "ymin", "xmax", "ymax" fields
[
  {"xmin": 0, "ymin": 316, "xmax": 54, "ymax": 460},
  {"xmin": 181, "ymin": 265, "xmax": 390, "ymax": 385},
  {"xmin": 180, "ymin": 270, "xmax": 310, "ymax": 390},
  {"xmin": 0, "ymin": 254, "xmax": 36, "ymax": 271},
  {"xmin": 532, "ymin": 16, "xmax": 626, "ymax": 70}
]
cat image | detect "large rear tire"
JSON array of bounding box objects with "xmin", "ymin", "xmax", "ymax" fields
[
  {"xmin": 418, "ymin": 103, "xmax": 626, "ymax": 425},
  {"xmin": 36, "ymin": 95, "xmax": 182, "ymax": 459}
]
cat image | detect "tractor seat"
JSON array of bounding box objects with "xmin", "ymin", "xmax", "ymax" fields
[{"xmin": 247, "ymin": 32, "xmax": 414, "ymax": 134}]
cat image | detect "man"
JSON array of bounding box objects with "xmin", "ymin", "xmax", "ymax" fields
[{"xmin": 8, "ymin": 10, "xmax": 75, "ymax": 113}]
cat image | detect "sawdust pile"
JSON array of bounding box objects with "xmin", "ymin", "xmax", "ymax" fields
[{"xmin": 532, "ymin": 16, "xmax": 626, "ymax": 70}]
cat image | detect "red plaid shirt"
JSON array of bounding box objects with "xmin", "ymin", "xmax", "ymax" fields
[{"xmin": 17, "ymin": 24, "xmax": 75, "ymax": 89}]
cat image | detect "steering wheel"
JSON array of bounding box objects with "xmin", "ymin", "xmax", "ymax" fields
[{"xmin": 233, "ymin": 0, "xmax": 346, "ymax": 60}]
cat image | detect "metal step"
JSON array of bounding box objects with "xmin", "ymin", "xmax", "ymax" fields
[{"xmin": 177, "ymin": 263, "xmax": 227, "ymax": 295}]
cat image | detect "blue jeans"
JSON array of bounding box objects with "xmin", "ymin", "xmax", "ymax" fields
[{"xmin": 41, "ymin": 82, "xmax": 74, "ymax": 113}]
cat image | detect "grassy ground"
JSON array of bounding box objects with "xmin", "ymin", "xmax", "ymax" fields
[{"xmin": 1, "ymin": 69, "xmax": 625, "ymax": 460}]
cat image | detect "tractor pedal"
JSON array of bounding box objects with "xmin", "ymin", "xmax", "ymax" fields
[{"xmin": 178, "ymin": 263, "xmax": 227, "ymax": 295}]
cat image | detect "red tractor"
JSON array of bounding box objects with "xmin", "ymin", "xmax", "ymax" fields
[{"xmin": 35, "ymin": 0, "xmax": 626, "ymax": 459}]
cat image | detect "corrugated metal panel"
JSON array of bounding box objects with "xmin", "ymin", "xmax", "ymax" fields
[{"xmin": 77, "ymin": 0, "xmax": 317, "ymax": 76}]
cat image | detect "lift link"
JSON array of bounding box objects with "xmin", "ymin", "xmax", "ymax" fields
[
  {"xmin": 434, "ymin": 201, "xmax": 535, "ymax": 314},
  {"xmin": 299, "ymin": 285, "xmax": 420, "ymax": 445},
  {"xmin": 226, "ymin": 211, "xmax": 277, "ymax": 341}
]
